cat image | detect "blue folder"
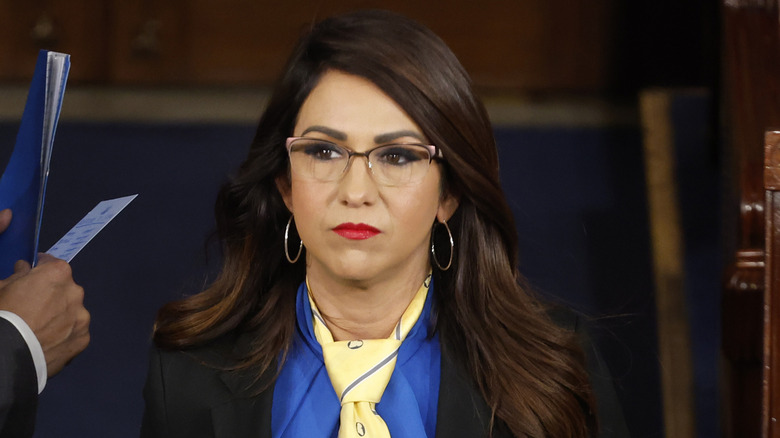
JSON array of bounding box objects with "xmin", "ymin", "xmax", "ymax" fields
[{"xmin": 0, "ymin": 50, "xmax": 70, "ymax": 277}]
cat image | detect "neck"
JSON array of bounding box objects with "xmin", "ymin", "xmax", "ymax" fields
[{"xmin": 307, "ymin": 265, "xmax": 429, "ymax": 341}]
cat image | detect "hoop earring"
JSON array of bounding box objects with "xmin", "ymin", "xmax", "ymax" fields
[
  {"xmin": 431, "ymin": 219, "xmax": 454, "ymax": 271},
  {"xmin": 284, "ymin": 216, "xmax": 303, "ymax": 263}
]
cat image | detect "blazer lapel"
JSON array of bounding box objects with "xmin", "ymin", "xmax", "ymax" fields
[{"xmin": 204, "ymin": 334, "xmax": 512, "ymax": 438}]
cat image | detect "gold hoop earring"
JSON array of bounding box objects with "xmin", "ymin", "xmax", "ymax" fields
[
  {"xmin": 285, "ymin": 216, "xmax": 303, "ymax": 263},
  {"xmin": 431, "ymin": 219, "xmax": 454, "ymax": 271}
]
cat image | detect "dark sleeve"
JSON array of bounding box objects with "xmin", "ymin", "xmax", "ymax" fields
[
  {"xmin": 573, "ymin": 315, "xmax": 631, "ymax": 438},
  {"xmin": 0, "ymin": 317, "xmax": 38, "ymax": 438},
  {"xmin": 140, "ymin": 346, "xmax": 169, "ymax": 438}
]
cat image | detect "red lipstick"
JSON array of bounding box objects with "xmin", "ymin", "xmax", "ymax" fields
[{"xmin": 333, "ymin": 223, "xmax": 380, "ymax": 240}]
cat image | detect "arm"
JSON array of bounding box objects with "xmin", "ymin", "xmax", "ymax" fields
[
  {"xmin": 0, "ymin": 209, "xmax": 91, "ymax": 436},
  {"xmin": 0, "ymin": 318, "xmax": 38, "ymax": 437},
  {"xmin": 140, "ymin": 347, "xmax": 169, "ymax": 438}
]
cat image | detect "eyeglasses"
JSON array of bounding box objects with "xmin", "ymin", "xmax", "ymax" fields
[{"xmin": 285, "ymin": 137, "xmax": 443, "ymax": 187}]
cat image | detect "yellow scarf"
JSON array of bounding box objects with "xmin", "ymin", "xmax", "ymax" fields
[{"xmin": 307, "ymin": 275, "xmax": 431, "ymax": 438}]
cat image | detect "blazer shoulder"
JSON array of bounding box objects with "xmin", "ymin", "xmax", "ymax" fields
[
  {"xmin": 141, "ymin": 333, "xmax": 275, "ymax": 438},
  {"xmin": 546, "ymin": 306, "xmax": 632, "ymax": 438}
]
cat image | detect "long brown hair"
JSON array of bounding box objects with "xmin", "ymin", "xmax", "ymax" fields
[{"xmin": 154, "ymin": 10, "xmax": 596, "ymax": 437}]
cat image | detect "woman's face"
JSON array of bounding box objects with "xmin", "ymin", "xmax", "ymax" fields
[{"xmin": 279, "ymin": 70, "xmax": 457, "ymax": 285}]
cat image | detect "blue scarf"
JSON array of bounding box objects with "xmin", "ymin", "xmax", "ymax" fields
[{"xmin": 272, "ymin": 280, "xmax": 441, "ymax": 437}]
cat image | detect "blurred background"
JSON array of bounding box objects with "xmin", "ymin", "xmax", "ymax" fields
[{"xmin": 0, "ymin": 1, "xmax": 729, "ymax": 437}]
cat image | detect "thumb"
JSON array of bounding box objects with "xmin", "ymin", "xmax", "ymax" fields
[
  {"xmin": 13, "ymin": 259, "xmax": 31, "ymax": 275},
  {"xmin": 36, "ymin": 253, "xmax": 62, "ymax": 265},
  {"xmin": 0, "ymin": 209, "xmax": 11, "ymax": 234}
]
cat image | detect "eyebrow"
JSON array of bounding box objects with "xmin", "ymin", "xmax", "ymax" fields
[
  {"xmin": 300, "ymin": 125, "xmax": 347, "ymax": 141},
  {"xmin": 374, "ymin": 130, "xmax": 426, "ymax": 144},
  {"xmin": 299, "ymin": 126, "xmax": 426, "ymax": 144}
]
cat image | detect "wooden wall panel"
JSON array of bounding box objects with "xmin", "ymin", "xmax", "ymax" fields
[
  {"xmin": 0, "ymin": 0, "xmax": 109, "ymax": 82},
  {"xmin": 171, "ymin": 0, "xmax": 616, "ymax": 90},
  {"xmin": 107, "ymin": 0, "xmax": 189, "ymax": 84},
  {"xmin": 0, "ymin": 0, "xmax": 616, "ymax": 91}
]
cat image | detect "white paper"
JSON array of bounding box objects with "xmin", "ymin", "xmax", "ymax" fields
[{"xmin": 46, "ymin": 194, "xmax": 137, "ymax": 262}]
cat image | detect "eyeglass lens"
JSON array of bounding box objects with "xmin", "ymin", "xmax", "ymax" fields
[{"xmin": 288, "ymin": 139, "xmax": 433, "ymax": 186}]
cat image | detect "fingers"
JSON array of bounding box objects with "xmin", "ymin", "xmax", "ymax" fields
[
  {"xmin": 46, "ymin": 304, "xmax": 91, "ymax": 377},
  {"xmin": 0, "ymin": 209, "xmax": 11, "ymax": 233},
  {"xmin": 43, "ymin": 271, "xmax": 89, "ymax": 377},
  {"xmin": 73, "ymin": 305, "xmax": 91, "ymax": 353}
]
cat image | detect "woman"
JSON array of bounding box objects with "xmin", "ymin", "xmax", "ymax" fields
[{"xmin": 141, "ymin": 9, "xmax": 627, "ymax": 438}]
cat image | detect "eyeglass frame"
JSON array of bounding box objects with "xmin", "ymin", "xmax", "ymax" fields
[{"xmin": 284, "ymin": 136, "xmax": 444, "ymax": 184}]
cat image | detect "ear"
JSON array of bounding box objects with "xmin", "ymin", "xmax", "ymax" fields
[
  {"xmin": 436, "ymin": 193, "xmax": 459, "ymax": 223},
  {"xmin": 275, "ymin": 175, "xmax": 294, "ymax": 213}
]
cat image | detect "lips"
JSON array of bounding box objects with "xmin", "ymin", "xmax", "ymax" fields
[{"xmin": 332, "ymin": 223, "xmax": 380, "ymax": 240}]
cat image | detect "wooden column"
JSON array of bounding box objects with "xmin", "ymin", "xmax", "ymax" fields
[
  {"xmin": 639, "ymin": 89, "xmax": 696, "ymax": 438},
  {"xmin": 765, "ymin": 131, "xmax": 780, "ymax": 437},
  {"xmin": 722, "ymin": 1, "xmax": 780, "ymax": 436}
]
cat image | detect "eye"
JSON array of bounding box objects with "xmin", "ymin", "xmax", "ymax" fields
[
  {"xmin": 375, "ymin": 145, "xmax": 428, "ymax": 166},
  {"xmin": 300, "ymin": 141, "xmax": 344, "ymax": 161}
]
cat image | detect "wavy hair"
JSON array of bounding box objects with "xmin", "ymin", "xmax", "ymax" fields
[{"xmin": 153, "ymin": 9, "xmax": 596, "ymax": 437}]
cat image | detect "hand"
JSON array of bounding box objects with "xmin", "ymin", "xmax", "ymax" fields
[{"xmin": 0, "ymin": 209, "xmax": 90, "ymax": 377}]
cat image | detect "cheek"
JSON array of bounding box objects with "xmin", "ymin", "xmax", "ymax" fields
[
  {"xmin": 390, "ymin": 185, "xmax": 440, "ymax": 232},
  {"xmin": 289, "ymin": 178, "xmax": 329, "ymax": 211},
  {"xmin": 288, "ymin": 180, "xmax": 330, "ymax": 236}
]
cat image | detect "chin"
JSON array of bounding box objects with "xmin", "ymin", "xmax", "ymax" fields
[
  {"xmin": 310, "ymin": 250, "xmax": 423, "ymax": 285},
  {"xmin": 324, "ymin": 259, "xmax": 386, "ymax": 285},
  {"xmin": 333, "ymin": 265, "xmax": 379, "ymax": 283}
]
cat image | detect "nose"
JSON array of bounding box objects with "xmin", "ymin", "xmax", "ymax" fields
[{"xmin": 338, "ymin": 154, "xmax": 378, "ymax": 206}]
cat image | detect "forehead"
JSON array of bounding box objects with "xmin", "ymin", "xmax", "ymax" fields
[{"xmin": 294, "ymin": 70, "xmax": 424, "ymax": 141}]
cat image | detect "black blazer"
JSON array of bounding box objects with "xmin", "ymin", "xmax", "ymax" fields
[
  {"xmin": 0, "ymin": 318, "xmax": 38, "ymax": 438},
  {"xmin": 140, "ymin": 312, "xmax": 630, "ymax": 438}
]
